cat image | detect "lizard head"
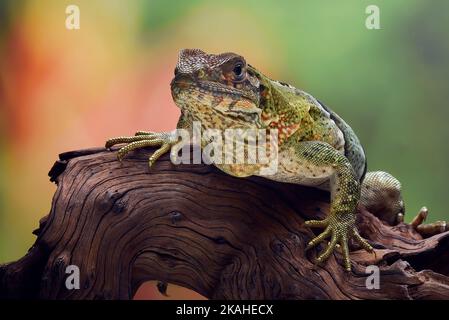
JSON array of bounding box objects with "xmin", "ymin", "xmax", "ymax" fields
[{"xmin": 171, "ymin": 49, "xmax": 262, "ymax": 128}]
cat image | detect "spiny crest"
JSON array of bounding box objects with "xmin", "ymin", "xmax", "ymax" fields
[{"xmin": 177, "ymin": 49, "xmax": 243, "ymax": 74}]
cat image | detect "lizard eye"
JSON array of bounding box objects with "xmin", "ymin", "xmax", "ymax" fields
[{"xmin": 233, "ymin": 62, "xmax": 245, "ymax": 80}]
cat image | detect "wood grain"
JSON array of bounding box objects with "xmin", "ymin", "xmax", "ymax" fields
[{"xmin": 1, "ymin": 146, "xmax": 449, "ymax": 299}]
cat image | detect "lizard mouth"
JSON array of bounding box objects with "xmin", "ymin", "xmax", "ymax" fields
[
  {"xmin": 171, "ymin": 75, "xmax": 258, "ymax": 105},
  {"xmin": 170, "ymin": 74, "xmax": 262, "ymax": 126}
]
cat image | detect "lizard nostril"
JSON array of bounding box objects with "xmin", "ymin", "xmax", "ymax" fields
[{"xmin": 174, "ymin": 67, "xmax": 179, "ymax": 76}]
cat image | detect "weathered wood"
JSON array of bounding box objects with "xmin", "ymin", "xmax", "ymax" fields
[{"xmin": 1, "ymin": 147, "xmax": 449, "ymax": 299}]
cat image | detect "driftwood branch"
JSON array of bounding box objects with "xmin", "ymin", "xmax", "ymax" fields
[{"xmin": 1, "ymin": 147, "xmax": 449, "ymax": 299}]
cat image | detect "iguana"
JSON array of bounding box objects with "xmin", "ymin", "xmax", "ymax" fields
[{"xmin": 105, "ymin": 49, "xmax": 406, "ymax": 271}]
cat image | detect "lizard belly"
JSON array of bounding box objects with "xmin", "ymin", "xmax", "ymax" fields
[{"xmin": 264, "ymin": 148, "xmax": 335, "ymax": 191}]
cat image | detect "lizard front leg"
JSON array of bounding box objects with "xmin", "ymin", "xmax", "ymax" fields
[
  {"xmin": 105, "ymin": 131, "xmax": 178, "ymax": 167},
  {"xmin": 105, "ymin": 114, "xmax": 191, "ymax": 167},
  {"xmin": 290, "ymin": 141, "xmax": 373, "ymax": 271}
]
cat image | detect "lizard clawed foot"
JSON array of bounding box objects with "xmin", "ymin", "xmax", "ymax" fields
[
  {"xmin": 105, "ymin": 131, "xmax": 177, "ymax": 168},
  {"xmin": 408, "ymin": 206, "xmax": 448, "ymax": 238},
  {"xmin": 305, "ymin": 216, "xmax": 373, "ymax": 271}
]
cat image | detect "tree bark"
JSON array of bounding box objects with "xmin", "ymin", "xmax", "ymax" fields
[{"xmin": 1, "ymin": 146, "xmax": 449, "ymax": 299}]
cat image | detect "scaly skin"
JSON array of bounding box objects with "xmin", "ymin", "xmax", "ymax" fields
[{"xmin": 106, "ymin": 49, "xmax": 403, "ymax": 271}]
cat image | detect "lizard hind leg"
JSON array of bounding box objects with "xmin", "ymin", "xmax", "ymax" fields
[
  {"xmin": 360, "ymin": 171, "xmax": 404, "ymax": 225},
  {"xmin": 362, "ymin": 173, "xmax": 449, "ymax": 237}
]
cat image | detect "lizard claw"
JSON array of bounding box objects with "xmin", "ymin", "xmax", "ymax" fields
[
  {"xmin": 105, "ymin": 131, "xmax": 177, "ymax": 168},
  {"xmin": 305, "ymin": 214, "xmax": 373, "ymax": 271},
  {"xmin": 410, "ymin": 207, "xmax": 448, "ymax": 237}
]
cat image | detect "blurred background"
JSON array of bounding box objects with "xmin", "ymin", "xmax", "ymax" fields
[{"xmin": 0, "ymin": 0, "xmax": 448, "ymax": 299}]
